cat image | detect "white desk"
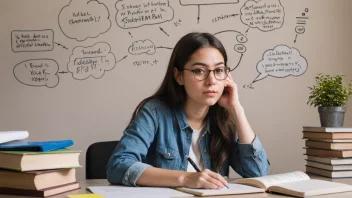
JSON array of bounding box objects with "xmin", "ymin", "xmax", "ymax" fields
[{"xmin": 2, "ymin": 176, "xmax": 352, "ymax": 198}]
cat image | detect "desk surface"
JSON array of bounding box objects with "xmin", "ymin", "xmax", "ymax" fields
[{"xmin": 2, "ymin": 176, "xmax": 352, "ymax": 198}]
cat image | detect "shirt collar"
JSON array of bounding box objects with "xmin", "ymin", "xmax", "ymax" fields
[{"xmin": 174, "ymin": 105, "xmax": 211, "ymax": 134}]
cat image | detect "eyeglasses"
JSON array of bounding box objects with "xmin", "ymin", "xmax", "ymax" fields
[{"xmin": 183, "ymin": 66, "xmax": 230, "ymax": 81}]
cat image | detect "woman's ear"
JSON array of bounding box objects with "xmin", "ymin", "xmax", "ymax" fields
[{"xmin": 173, "ymin": 67, "xmax": 184, "ymax": 85}]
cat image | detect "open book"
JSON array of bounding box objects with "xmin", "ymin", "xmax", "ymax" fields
[
  {"xmin": 233, "ymin": 171, "xmax": 352, "ymax": 197},
  {"xmin": 175, "ymin": 183, "xmax": 264, "ymax": 196}
]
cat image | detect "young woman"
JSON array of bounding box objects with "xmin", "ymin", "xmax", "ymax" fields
[{"xmin": 107, "ymin": 32, "xmax": 270, "ymax": 189}]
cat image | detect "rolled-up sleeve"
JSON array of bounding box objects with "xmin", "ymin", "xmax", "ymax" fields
[
  {"xmin": 230, "ymin": 135, "xmax": 270, "ymax": 178},
  {"xmin": 106, "ymin": 103, "xmax": 157, "ymax": 186}
]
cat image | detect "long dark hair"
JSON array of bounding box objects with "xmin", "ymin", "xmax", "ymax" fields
[{"xmin": 128, "ymin": 32, "xmax": 236, "ymax": 172}]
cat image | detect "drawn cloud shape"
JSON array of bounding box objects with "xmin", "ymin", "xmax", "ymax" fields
[
  {"xmin": 13, "ymin": 59, "xmax": 59, "ymax": 88},
  {"xmin": 68, "ymin": 42, "xmax": 116, "ymax": 80},
  {"xmin": 115, "ymin": 0, "xmax": 174, "ymax": 29},
  {"xmin": 128, "ymin": 40, "xmax": 156, "ymax": 55},
  {"xmin": 59, "ymin": 0, "xmax": 111, "ymax": 41},
  {"xmin": 240, "ymin": 0, "xmax": 284, "ymax": 32},
  {"xmin": 254, "ymin": 45, "xmax": 308, "ymax": 82}
]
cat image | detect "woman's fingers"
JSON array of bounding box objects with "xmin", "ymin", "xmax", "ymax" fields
[
  {"xmin": 184, "ymin": 169, "xmax": 229, "ymax": 189},
  {"xmin": 204, "ymin": 170, "xmax": 229, "ymax": 188},
  {"xmin": 198, "ymin": 169, "xmax": 228, "ymax": 189}
]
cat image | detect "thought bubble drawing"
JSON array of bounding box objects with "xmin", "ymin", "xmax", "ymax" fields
[
  {"xmin": 11, "ymin": 30, "xmax": 54, "ymax": 52},
  {"xmin": 115, "ymin": 0, "xmax": 174, "ymax": 29},
  {"xmin": 14, "ymin": 59, "xmax": 59, "ymax": 88},
  {"xmin": 68, "ymin": 42, "xmax": 116, "ymax": 80},
  {"xmin": 59, "ymin": 0, "xmax": 111, "ymax": 41},
  {"xmin": 253, "ymin": 45, "xmax": 307, "ymax": 83},
  {"xmin": 240, "ymin": 0, "xmax": 284, "ymax": 32},
  {"xmin": 128, "ymin": 40, "xmax": 156, "ymax": 55}
]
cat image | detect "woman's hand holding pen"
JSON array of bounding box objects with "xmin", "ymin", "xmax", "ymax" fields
[{"xmin": 181, "ymin": 169, "xmax": 229, "ymax": 189}]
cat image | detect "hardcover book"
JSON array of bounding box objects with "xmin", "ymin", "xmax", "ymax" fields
[
  {"xmin": 0, "ymin": 182, "xmax": 80, "ymax": 197},
  {"xmin": 0, "ymin": 149, "xmax": 81, "ymax": 171},
  {"xmin": 303, "ymin": 126, "xmax": 352, "ymax": 133},
  {"xmin": 0, "ymin": 168, "xmax": 76, "ymax": 190},
  {"xmin": 0, "ymin": 140, "xmax": 74, "ymax": 152}
]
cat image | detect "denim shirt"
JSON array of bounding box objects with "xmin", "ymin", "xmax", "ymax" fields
[{"xmin": 107, "ymin": 99, "xmax": 270, "ymax": 186}]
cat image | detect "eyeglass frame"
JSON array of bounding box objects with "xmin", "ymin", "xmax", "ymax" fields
[{"xmin": 182, "ymin": 66, "xmax": 230, "ymax": 81}]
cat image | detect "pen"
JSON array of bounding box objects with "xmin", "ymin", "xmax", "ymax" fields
[{"xmin": 185, "ymin": 155, "xmax": 229, "ymax": 189}]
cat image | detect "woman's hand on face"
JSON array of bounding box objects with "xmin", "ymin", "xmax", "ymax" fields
[
  {"xmin": 218, "ymin": 74, "xmax": 240, "ymax": 110},
  {"xmin": 183, "ymin": 169, "xmax": 228, "ymax": 189}
]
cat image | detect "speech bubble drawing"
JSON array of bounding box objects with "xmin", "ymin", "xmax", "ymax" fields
[
  {"xmin": 11, "ymin": 30, "xmax": 54, "ymax": 52},
  {"xmin": 13, "ymin": 59, "xmax": 59, "ymax": 88},
  {"xmin": 115, "ymin": 0, "xmax": 174, "ymax": 29},
  {"xmin": 68, "ymin": 42, "xmax": 116, "ymax": 80},
  {"xmin": 128, "ymin": 40, "xmax": 156, "ymax": 55},
  {"xmin": 295, "ymin": 25, "xmax": 305, "ymax": 34},
  {"xmin": 236, "ymin": 34, "xmax": 248, "ymax": 43},
  {"xmin": 59, "ymin": 0, "xmax": 111, "ymax": 41},
  {"xmin": 240, "ymin": 0, "xmax": 284, "ymax": 32},
  {"xmin": 253, "ymin": 45, "xmax": 308, "ymax": 83},
  {"xmin": 179, "ymin": 0, "xmax": 239, "ymax": 5},
  {"xmin": 234, "ymin": 44, "xmax": 247, "ymax": 53}
]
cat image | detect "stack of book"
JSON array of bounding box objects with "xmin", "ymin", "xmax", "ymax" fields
[
  {"xmin": 0, "ymin": 140, "xmax": 81, "ymax": 197},
  {"xmin": 303, "ymin": 126, "xmax": 352, "ymax": 178}
]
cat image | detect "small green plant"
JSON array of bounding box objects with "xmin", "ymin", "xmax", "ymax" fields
[{"xmin": 308, "ymin": 73, "xmax": 352, "ymax": 107}]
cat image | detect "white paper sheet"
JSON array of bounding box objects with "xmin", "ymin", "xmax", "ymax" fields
[
  {"xmin": 87, "ymin": 186, "xmax": 193, "ymax": 198},
  {"xmin": 0, "ymin": 131, "xmax": 29, "ymax": 144}
]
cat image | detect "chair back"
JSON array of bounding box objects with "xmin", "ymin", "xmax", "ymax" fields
[{"xmin": 86, "ymin": 141, "xmax": 119, "ymax": 179}]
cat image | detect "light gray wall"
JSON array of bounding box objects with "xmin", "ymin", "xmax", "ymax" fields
[{"xmin": 0, "ymin": 0, "xmax": 351, "ymax": 180}]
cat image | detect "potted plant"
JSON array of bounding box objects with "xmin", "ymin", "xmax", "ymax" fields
[{"xmin": 307, "ymin": 73, "xmax": 352, "ymax": 127}]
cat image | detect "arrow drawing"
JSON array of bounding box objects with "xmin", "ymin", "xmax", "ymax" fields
[
  {"xmin": 54, "ymin": 42, "xmax": 68, "ymax": 50},
  {"xmin": 294, "ymin": 34, "xmax": 298, "ymax": 43},
  {"xmin": 197, "ymin": 5, "xmax": 200, "ymax": 24},
  {"xmin": 245, "ymin": 27, "xmax": 250, "ymax": 35},
  {"xmin": 159, "ymin": 27, "xmax": 169, "ymax": 37},
  {"xmin": 116, "ymin": 55, "xmax": 128, "ymax": 63}
]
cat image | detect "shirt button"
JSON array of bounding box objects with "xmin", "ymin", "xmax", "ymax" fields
[
  {"xmin": 204, "ymin": 149, "xmax": 207, "ymax": 153},
  {"xmin": 166, "ymin": 152, "xmax": 170, "ymax": 157},
  {"xmin": 205, "ymin": 160, "xmax": 208, "ymax": 163}
]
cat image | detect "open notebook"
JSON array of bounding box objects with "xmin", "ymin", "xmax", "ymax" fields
[
  {"xmin": 175, "ymin": 183, "xmax": 264, "ymax": 196},
  {"xmin": 233, "ymin": 171, "xmax": 352, "ymax": 197}
]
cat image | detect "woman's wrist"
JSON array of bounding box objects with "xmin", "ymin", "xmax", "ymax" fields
[
  {"xmin": 178, "ymin": 171, "xmax": 191, "ymax": 187},
  {"xmin": 229, "ymin": 102, "xmax": 244, "ymax": 119}
]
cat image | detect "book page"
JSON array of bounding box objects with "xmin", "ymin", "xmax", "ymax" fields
[
  {"xmin": 87, "ymin": 186, "xmax": 191, "ymax": 198},
  {"xmin": 268, "ymin": 179, "xmax": 352, "ymax": 197},
  {"xmin": 177, "ymin": 183, "xmax": 264, "ymax": 196},
  {"xmin": 235, "ymin": 171, "xmax": 310, "ymax": 189}
]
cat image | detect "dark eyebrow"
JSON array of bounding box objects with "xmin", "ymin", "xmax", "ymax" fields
[{"xmin": 191, "ymin": 62, "xmax": 225, "ymax": 67}]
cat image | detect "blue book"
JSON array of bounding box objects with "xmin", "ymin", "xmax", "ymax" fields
[{"xmin": 0, "ymin": 140, "xmax": 73, "ymax": 152}]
